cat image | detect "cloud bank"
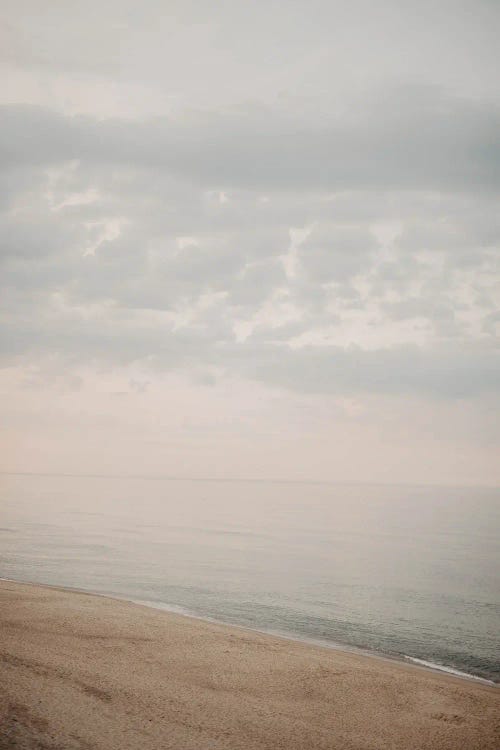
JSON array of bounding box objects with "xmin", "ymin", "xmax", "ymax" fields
[{"xmin": 1, "ymin": 0, "xmax": 499, "ymax": 483}]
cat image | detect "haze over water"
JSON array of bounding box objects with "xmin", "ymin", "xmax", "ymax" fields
[{"xmin": 1, "ymin": 473, "xmax": 499, "ymax": 682}]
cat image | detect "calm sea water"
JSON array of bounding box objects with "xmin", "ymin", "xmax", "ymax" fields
[{"xmin": 1, "ymin": 474, "xmax": 499, "ymax": 682}]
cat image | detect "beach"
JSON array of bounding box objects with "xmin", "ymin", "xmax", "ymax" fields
[{"xmin": 1, "ymin": 580, "xmax": 498, "ymax": 750}]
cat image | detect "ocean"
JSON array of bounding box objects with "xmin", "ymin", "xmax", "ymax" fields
[{"xmin": 1, "ymin": 473, "xmax": 499, "ymax": 683}]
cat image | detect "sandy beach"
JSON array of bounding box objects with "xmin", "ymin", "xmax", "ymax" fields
[{"xmin": 0, "ymin": 580, "xmax": 498, "ymax": 750}]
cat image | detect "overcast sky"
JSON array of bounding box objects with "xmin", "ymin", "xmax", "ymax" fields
[{"xmin": 1, "ymin": 0, "xmax": 499, "ymax": 485}]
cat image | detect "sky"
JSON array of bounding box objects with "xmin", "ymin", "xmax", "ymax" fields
[{"xmin": 1, "ymin": 0, "xmax": 499, "ymax": 485}]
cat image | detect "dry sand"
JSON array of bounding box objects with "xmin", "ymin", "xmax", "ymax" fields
[{"xmin": 0, "ymin": 580, "xmax": 498, "ymax": 750}]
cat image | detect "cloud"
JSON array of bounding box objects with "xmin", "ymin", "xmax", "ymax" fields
[
  {"xmin": 240, "ymin": 342, "xmax": 500, "ymax": 399},
  {"xmin": 297, "ymin": 224, "xmax": 379, "ymax": 282},
  {"xmin": 1, "ymin": 85, "xmax": 500, "ymax": 192},
  {"xmin": 0, "ymin": 1, "xmax": 499, "ymax": 484},
  {"xmin": 0, "ymin": 102, "xmax": 498, "ymax": 403},
  {"xmin": 0, "ymin": 13, "xmax": 498, "ymax": 413}
]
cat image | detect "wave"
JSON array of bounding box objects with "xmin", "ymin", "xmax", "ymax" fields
[
  {"xmin": 404, "ymin": 656, "xmax": 495, "ymax": 685},
  {"xmin": 131, "ymin": 598, "xmax": 197, "ymax": 619}
]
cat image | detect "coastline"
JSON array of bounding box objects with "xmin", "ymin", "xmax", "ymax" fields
[
  {"xmin": 1, "ymin": 579, "xmax": 498, "ymax": 750},
  {"xmin": 2, "ymin": 575, "xmax": 496, "ymax": 687},
  {"xmin": 131, "ymin": 597, "xmax": 498, "ymax": 686}
]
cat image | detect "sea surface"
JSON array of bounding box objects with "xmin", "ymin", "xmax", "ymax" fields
[{"xmin": 1, "ymin": 473, "xmax": 499, "ymax": 682}]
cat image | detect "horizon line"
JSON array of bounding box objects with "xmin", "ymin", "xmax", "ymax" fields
[{"xmin": 0, "ymin": 470, "xmax": 498, "ymax": 491}]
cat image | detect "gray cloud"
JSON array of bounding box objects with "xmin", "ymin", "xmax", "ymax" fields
[
  {"xmin": 243, "ymin": 342, "xmax": 500, "ymax": 399},
  {"xmin": 1, "ymin": 86, "xmax": 500, "ymax": 192},
  {"xmin": 0, "ymin": 2, "xmax": 499, "ymax": 418},
  {"xmin": 1, "ymin": 140, "xmax": 498, "ymax": 401},
  {"xmin": 298, "ymin": 224, "xmax": 378, "ymax": 282}
]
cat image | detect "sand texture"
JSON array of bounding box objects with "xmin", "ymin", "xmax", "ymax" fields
[{"xmin": 0, "ymin": 581, "xmax": 498, "ymax": 749}]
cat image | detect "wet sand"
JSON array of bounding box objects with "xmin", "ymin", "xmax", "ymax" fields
[{"xmin": 1, "ymin": 580, "xmax": 498, "ymax": 749}]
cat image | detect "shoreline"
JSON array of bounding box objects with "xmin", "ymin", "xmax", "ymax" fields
[
  {"xmin": 1, "ymin": 579, "xmax": 498, "ymax": 750},
  {"xmin": 2, "ymin": 575, "xmax": 496, "ymax": 688},
  {"xmin": 132, "ymin": 597, "xmax": 498, "ymax": 687}
]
